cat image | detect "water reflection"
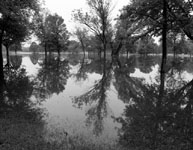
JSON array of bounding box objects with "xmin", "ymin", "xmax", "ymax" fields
[
  {"xmin": 1, "ymin": 54, "xmax": 193, "ymax": 148},
  {"xmin": 0, "ymin": 68, "xmax": 45, "ymax": 149},
  {"xmin": 30, "ymin": 52, "xmax": 40, "ymax": 65},
  {"xmin": 116, "ymin": 57, "xmax": 193, "ymax": 149},
  {"xmin": 136, "ymin": 56, "xmax": 160, "ymax": 73},
  {"xmin": 34, "ymin": 55, "xmax": 70, "ymax": 101},
  {"xmin": 1, "ymin": 67, "xmax": 44, "ymax": 120},
  {"xmin": 10, "ymin": 55, "xmax": 22, "ymax": 70},
  {"xmin": 73, "ymin": 56, "xmax": 89, "ymax": 82},
  {"xmin": 73, "ymin": 59, "xmax": 113, "ymax": 136}
]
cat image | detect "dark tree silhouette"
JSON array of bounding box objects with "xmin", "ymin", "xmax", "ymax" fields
[
  {"xmin": 115, "ymin": 58, "xmax": 193, "ymax": 149},
  {"xmin": 73, "ymin": 59, "xmax": 113, "ymax": 135},
  {"xmin": 34, "ymin": 56, "xmax": 70, "ymax": 101},
  {"xmin": 0, "ymin": 0, "xmax": 40, "ymax": 83}
]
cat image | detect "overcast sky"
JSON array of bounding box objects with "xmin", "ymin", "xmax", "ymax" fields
[{"xmin": 44, "ymin": 0, "xmax": 129, "ymax": 32}]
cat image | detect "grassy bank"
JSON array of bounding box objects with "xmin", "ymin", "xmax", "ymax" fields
[{"xmin": 0, "ymin": 113, "xmax": 125, "ymax": 150}]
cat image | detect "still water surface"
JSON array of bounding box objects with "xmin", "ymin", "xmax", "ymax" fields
[{"xmin": 4, "ymin": 53, "xmax": 193, "ymax": 148}]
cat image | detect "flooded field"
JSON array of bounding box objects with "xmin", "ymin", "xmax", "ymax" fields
[{"xmin": 1, "ymin": 53, "xmax": 193, "ymax": 149}]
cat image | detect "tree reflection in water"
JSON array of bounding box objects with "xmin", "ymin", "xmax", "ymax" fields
[
  {"xmin": 73, "ymin": 58, "xmax": 113, "ymax": 136},
  {"xmin": 73, "ymin": 55, "xmax": 89, "ymax": 82},
  {"xmin": 2, "ymin": 68, "xmax": 41, "ymax": 116},
  {"xmin": 34, "ymin": 55, "xmax": 70, "ymax": 101},
  {"xmin": 0, "ymin": 68, "xmax": 45, "ymax": 149},
  {"xmin": 30, "ymin": 52, "xmax": 40, "ymax": 65},
  {"xmin": 10, "ymin": 55, "xmax": 22, "ymax": 70},
  {"xmin": 116, "ymin": 58, "xmax": 193, "ymax": 150},
  {"xmin": 73, "ymin": 56, "xmax": 160, "ymax": 136}
]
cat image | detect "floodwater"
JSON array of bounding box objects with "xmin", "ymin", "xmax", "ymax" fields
[{"xmin": 2, "ymin": 53, "xmax": 193, "ymax": 149}]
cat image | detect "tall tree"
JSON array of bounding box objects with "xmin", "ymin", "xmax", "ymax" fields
[
  {"xmin": 3, "ymin": 23, "xmax": 27, "ymax": 67},
  {"xmin": 73, "ymin": 27, "xmax": 89, "ymax": 56},
  {"xmin": 46, "ymin": 14, "xmax": 69, "ymax": 55},
  {"xmin": 73, "ymin": 0, "xmax": 113, "ymax": 58},
  {"xmin": 34, "ymin": 9, "xmax": 50, "ymax": 57},
  {"xmin": 119, "ymin": 0, "xmax": 193, "ymax": 45},
  {"xmin": 0, "ymin": 0, "xmax": 41, "ymax": 83},
  {"xmin": 35, "ymin": 13, "xmax": 69, "ymax": 56}
]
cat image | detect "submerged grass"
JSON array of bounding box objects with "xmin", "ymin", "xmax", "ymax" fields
[{"xmin": 0, "ymin": 113, "xmax": 125, "ymax": 150}]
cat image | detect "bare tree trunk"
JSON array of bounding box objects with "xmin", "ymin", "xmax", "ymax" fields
[
  {"xmin": 80, "ymin": 40, "xmax": 86, "ymax": 57},
  {"xmin": 45, "ymin": 42, "xmax": 48, "ymax": 58},
  {"xmin": 57, "ymin": 48, "xmax": 60, "ymax": 57},
  {"xmin": 103, "ymin": 41, "xmax": 106, "ymax": 60},
  {"xmin": 0, "ymin": 32, "xmax": 4, "ymax": 84},
  {"xmin": 5, "ymin": 45, "xmax": 10, "ymax": 68},
  {"xmin": 161, "ymin": 0, "xmax": 167, "ymax": 73},
  {"xmin": 127, "ymin": 49, "xmax": 129, "ymax": 58}
]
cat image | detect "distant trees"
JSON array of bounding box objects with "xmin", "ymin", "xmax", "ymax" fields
[
  {"xmin": 74, "ymin": 27, "xmax": 89, "ymax": 56},
  {"xmin": 35, "ymin": 13, "xmax": 69, "ymax": 56},
  {"xmin": 0, "ymin": 0, "xmax": 41, "ymax": 83},
  {"xmin": 29, "ymin": 42, "xmax": 40, "ymax": 53},
  {"xmin": 136, "ymin": 36, "xmax": 158, "ymax": 55},
  {"xmin": 73, "ymin": 0, "xmax": 113, "ymax": 58},
  {"xmin": 9, "ymin": 43, "xmax": 22, "ymax": 53}
]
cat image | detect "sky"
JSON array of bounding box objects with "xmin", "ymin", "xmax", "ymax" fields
[{"xmin": 44, "ymin": 0, "xmax": 129, "ymax": 32}]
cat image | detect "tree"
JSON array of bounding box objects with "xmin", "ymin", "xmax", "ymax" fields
[
  {"xmin": 118, "ymin": 0, "xmax": 172, "ymax": 71},
  {"xmin": 0, "ymin": 0, "xmax": 41, "ymax": 83},
  {"xmin": 34, "ymin": 9, "xmax": 50, "ymax": 57},
  {"xmin": 115, "ymin": 61, "xmax": 193, "ymax": 149},
  {"xmin": 35, "ymin": 13, "xmax": 69, "ymax": 56},
  {"xmin": 73, "ymin": 59, "xmax": 112, "ymax": 136},
  {"xmin": 73, "ymin": 0, "xmax": 113, "ymax": 58},
  {"xmin": 29, "ymin": 42, "xmax": 39, "ymax": 52},
  {"xmin": 9, "ymin": 42, "xmax": 22, "ymax": 53},
  {"xmin": 136, "ymin": 36, "xmax": 158, "ymax": 55},
  {"xmin": 73, "ymin": 27, "xmax": 89, "ymax": 56},
  {"xmin": 3, "ymin": 23, "xmax": 27, "ymax": 67},
  {"xmin": 119, "ymin": 0, "xmax": 193, "ymax": 49},
  {"xmin": 34, "ymin": 56, "xmax": 70, "ymax": 101}
]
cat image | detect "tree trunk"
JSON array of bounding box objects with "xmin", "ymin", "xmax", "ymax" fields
[
  {"xmin": 45, "ymin": 42, "xmax": 48, "ymax": 58},
  {"xmin": 5, "ymin": 45, "xmax": 10, "ymax": 68},
  {"xmin": 80, "ymin": 40, "xmax": 86, "ymax": 57},
  {"xmin": 113, "ymin": 41, "xmax": 123, "ymax": 57},
  {"xmin": 98, "ymin": 49, "xmax": 102, "ymax": 59},
  {"xmin": 103, "ymin": 41, "xmax": 106, "ymax": 60},
  {"xmin": 57, "ymin": 48, "xmax": 60, "ymax": 57},
  {"xmin": 0, "ymin": 32, "xmax": 4, "ymax": 84},
  {"xmin": 161, "ymin": 0, "xmax": 167, "ymax": 73},
  {"xmin": 127, "ymin": 49, "xmax": 129, "ymax": 58}
]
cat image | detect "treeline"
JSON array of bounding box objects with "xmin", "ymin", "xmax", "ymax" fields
[{"xmin": 1, "ymin": 0, "xmax": 193, "ymax": 82}]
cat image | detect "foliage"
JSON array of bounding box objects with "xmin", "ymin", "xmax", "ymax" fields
[
  {"xmin": 10, "ymin": 55, "xmax": 22, "ymax": 70},
  {"xmin": 0, "ymin": 0, "xmax": 41, "ymax": 46},
  {"xmin": 73, "ymin": 27, "xmax": 89, "ymax": 53},
  {"xmin": 35, "ymin": 13, "xmax": 69, "ymax": 54},
  {"xmin": 29, "ymin": 42, "xmax": 40, "ymax": 52},
  {"xmin": 136, "ymin": 36, "xmax": 158, "ymax": 54},
  {"xmin": 73, "ymin": 0, "xmax": 113, "ymax": 56},
  {"xmin": 112, "ymin": 56, "xmax": 193, "ymax": 150},
  {"xmin": 0, "ymin": 0, "xmax": 41, "ymax": 82},
  {"xmin": 34, "ymin": 56, "xmax": 70, "ymax": 101},
  {"xmin": 9, "ymin": 42, "xmax": 22, "ymax": 52},
  {"xmin": 119, "ymin": 0, "xmax": 193, "ymax": 40},
  {"xmin": 73, "ymin": 60, "xmax": 112, "ymax": 135}
]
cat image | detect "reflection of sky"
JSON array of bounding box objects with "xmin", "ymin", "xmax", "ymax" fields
[
  {"xmin": 18, "ymin": 55, "xmax": 193, "ymax": 145},
  {"xmin": 43, "ymin": 70, "xmax": 120, "ymax": 144},
  {"xmin": 130, "ymin": 64, "xmax": 159, "ymax": 84},
  {"xmin": 177, "ymin": 71, "xmax": 193, "ymax": 82},
  {"xmin": 21, "ymin": 57, "xmax": 41, "ymax": 77},
  {"xmin": 130, "ymin": 64, "xmax": 193, "ymax": 85}
]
